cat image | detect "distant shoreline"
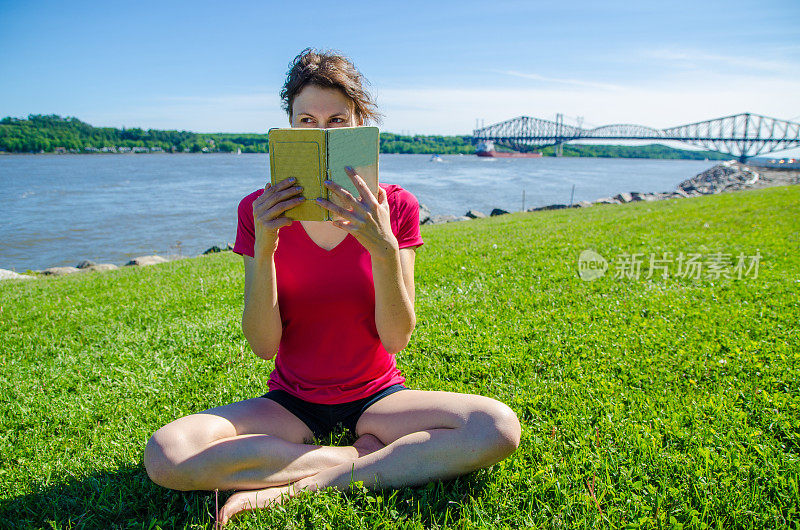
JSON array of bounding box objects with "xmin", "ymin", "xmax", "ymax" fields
[
  {"xmin": 0, "ymin": 151, "xmax": 733, "ymax": 161},
  {"xmin": 1, "ymin": 115, "xmax": 732, "ymax": 160}
]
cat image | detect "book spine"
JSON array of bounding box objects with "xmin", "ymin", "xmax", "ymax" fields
[{"xmin": 324, "ymin": 131, "xmax": 331, "ymax": 221}]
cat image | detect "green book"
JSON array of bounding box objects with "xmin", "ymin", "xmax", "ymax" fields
[{"xmin": 268, "ymin": 126, "xmax": 380, "ymax": 221}]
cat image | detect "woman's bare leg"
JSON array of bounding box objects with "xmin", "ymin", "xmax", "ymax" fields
[
  {"xmin": 218, "ymin": 390, "xmax": 521, "ymax": 523},
  {"xmin": 144, "ymin": 397, "xmax": 381, "ymax": 491}
]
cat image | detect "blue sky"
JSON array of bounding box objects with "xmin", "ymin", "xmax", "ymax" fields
[{"xmin": 1, "ymin": 0, "xmax": 798, "ymax": 153}]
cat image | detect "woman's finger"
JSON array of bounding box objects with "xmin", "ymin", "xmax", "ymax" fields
[
  {"xmin": 324, "ymin": 180, "xmax": 370, "ymax": 215},
  {"xmin": 316, "ymin": 198, "xmax": 364, "ymax": 224},
  {"xmin": 255, "ymin": 178, "xmax": 296, "ymax": 204},
  {"xmin": 344, "ymin": 166, "xmax": 378, "ymax": 207},
  {"xmin": 375, "ymin": 185, "xmax": 387, "ymax": 205},
  {"xmin": 261, "ymin": 195, "xmax": 305, "ymax": 220},
  {"xmin": 255, "ymin": 186, "xmax": 303, "ymax": 213}
]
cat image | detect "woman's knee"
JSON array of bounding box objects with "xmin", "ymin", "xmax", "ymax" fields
[
  {"xmin": 144, "ymin": 425, "xmax": 193, "ymax": 490},
  {"xmin": 464, "ymin": 398, "xmax": 521, "ymax": 466},
  {"xmin": 144, "ymin": 415, "xmax": 231, "ymax": 491}
]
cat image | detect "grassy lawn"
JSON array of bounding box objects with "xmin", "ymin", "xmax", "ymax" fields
[{"xmin": 1, "ymin": 186, "xmax": 798, "ymax": 528}]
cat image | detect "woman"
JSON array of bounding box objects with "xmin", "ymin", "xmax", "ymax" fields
[{"xmin": 144, "ymin": 49, "xmax": 521, "ymax": 524}]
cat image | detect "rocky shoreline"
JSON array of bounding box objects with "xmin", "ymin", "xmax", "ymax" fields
[
  {"xmin": 418, "ymin": 161, "xmax": 800, "ymax": 224},
  {"xmin": 2, "ymin": 162, "xmax": 797, "ymax": 282},
  {"xmin": 0, "ymin": 245, "xmax": 233, "ymax": 281}
]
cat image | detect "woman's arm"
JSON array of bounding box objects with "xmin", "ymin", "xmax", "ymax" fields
[
  {"xmin": 241, "ymin": 178, "xmax": 305, "ymax": 360},
  {"xmin": 241, "ymin": 254, "xmax": 283, "ymax": 360},
  {"xmin": 317, "ymin": 168, "xmax": 418, "ymax": 354},
  {"xmin": 371, "ymin": 246, "xmax": 417, "ymax": 354}
]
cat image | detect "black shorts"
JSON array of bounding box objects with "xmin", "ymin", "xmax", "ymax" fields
[{"xmin": 261, "ymin": 384, "xmax": 408, "ymax": 440}]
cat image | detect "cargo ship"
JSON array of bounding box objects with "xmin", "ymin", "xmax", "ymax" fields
[{"xmin": 475, "ymin": 140, "xmax": 542, "ymax": 158}]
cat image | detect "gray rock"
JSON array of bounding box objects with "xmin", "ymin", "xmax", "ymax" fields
[
  {"xmin": 86, "ymin": 263, "xmax": 118, "ymax": 272},
  {"xmin": 418, "ymin": 203, "xmax": 432, "ymax": 225},
  {"xmin": 529, "ymin": 204, "xmax": 567, "ymax": 212},
  {"xmin": 76, "ymin": 260, "xmax": 96, "ymax": 269},
  {"xmin": 41, "ymin": 266, "xmax": 80, "ymax": 276},
  {"xmin": 126, "ymin": 255, "xmax": 168, "ymax": 267},
  {"xmin": 614, "ymin": 192, "xmax": 634, "ymax": 203},
  {"xmin": 465, "ymin": 209, "xmax": 486, "ymax": 219},
  {"xmin": 672, "ymin": 189, "xmax": 690, "ymax": 198},
  {"xmin": 203, "ymin": 245, "xmax": 223, "ymax": 254},
  {"xmin": 571, "ymin": 200, "xmax": 593, "ymax": 208},
  {"xmin": 429, "ymin": 214, "xmax": 469, "ymax": 224},
  {"xmin": 593, "ymin": 197, "xmax": 621, "ymax": 205},
  {"xmin": 629, "ymin": 192, "xmax": 648, "ymax": 201},
  {"xmin": 0, "ymin": 268, "xmax": 34, "ymax": 281},
  {"xmin": 490, "ymin": 208, "xmax": 510, "ymax": 216},
  {"xmin": 677, "ymin": 162, "xmax": 762, "ymax": 196}
]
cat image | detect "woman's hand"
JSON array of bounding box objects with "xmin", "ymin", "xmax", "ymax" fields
[
  {"xmin": 316, "ymin": 167, "xmax": 399, "ymax": 261},
  {"xmin": 252, "ymin": 177, "xmax": 305, "ymax": 259}
]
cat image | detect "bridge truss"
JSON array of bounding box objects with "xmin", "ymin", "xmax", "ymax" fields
[{"xmin": 472, "ymin": 113, "xmax": 800, "ymax": 161}]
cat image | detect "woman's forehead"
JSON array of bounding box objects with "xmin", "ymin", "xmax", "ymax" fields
[{"xmin": 293, "ymin": 85, "xmax": 352, "ymax": 115}]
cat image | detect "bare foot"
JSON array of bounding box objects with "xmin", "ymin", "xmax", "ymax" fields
[
  {"xmin": 352, "ymin": 433, "xmax": 386, "ymax": 458},
  {"xmin": 217, "ymin": 484, "xmax": 293, "ymax": 525}
]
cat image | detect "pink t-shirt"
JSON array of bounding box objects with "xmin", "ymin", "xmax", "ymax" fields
[{"xmin": 233, "ymin": 184, "xmax": 424, "ymax": 404}]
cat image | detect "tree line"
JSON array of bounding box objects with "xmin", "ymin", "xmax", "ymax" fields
[{"xmin": 0, "ymin": 114, "xmax": 729, "ymax": 160}]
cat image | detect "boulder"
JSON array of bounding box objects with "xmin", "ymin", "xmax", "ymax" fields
[
  {"xmin": 677, "ymin": 162, "xmax": 762, "ymax": 196},
  {"xmin": 418, "ymin": 203, "xmax": 432, "ymax": 225},
  {"xmin": 593, "ymin": 197, "xmax": 620, "ymax": 205},
  {"xmin": 76, "ymin": 260, "xmax": 96, "ymax": 269},
  {"xmin": 126, "ymin": 255, "xmax": 168, "ymax": 267},
  {"xmin": 571, "ymin": 200, "xmax": 593, "ymax": 208},
  {"xmin": 429, "ymin": 214, "xmax": 469, "ymax": 224},
  {"xmin": 40, "ymin": 266, "xmax": 80, "ymax": 276},
  {"xmin": 203, "ymin": 245, "xmax": 223, "ymax": 254},
  {"xmin": 465, "ymin": 209, "xmax": 486, "ymax": 219},
  {"xmin": 529, "ymin": 204, "xmax": 567, "ymax": 212},
  {"xmin": 614, "ymin": 192, "xmax": 634, "ymax": 203},
  {"xmin": 672, "ymin": 189, "xmax": 690, "ymax": 198},
  {"xmin": 490, "ymin": 208, "xmax": 510, "ymax": 217},
  {"xmin": 86, "ymin": 263, "xmax": 118, "ymax": 272},
  {"xmin": 0, "ymin": 268, "xmax": 34, "ymax": 281}
]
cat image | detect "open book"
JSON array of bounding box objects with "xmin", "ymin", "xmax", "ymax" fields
[{"xmin": 268, "ymin": 126, "xmax": 380, "ymax": 221}]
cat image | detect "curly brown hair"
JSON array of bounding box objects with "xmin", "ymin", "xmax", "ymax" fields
[{"xmin": 280, "ymin": 48, "xmax": 381, "ymax": 125}]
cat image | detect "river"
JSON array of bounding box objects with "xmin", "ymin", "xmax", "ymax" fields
[{"xmin": 0, "ymin": 154, "xmax": 716, "ymax": 271}]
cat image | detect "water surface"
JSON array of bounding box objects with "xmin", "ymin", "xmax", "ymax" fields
[{"xmin": 0, "ymin": 154, "xmax": 715, "ymax": 271}]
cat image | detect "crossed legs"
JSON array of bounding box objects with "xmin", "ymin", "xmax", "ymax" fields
[{"xmin": 144, "ymin": 390, "xmax": 521, "ymax": 523}]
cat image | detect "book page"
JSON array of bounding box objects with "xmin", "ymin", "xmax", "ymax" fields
[{"xmin": 326, "ymin": 127, "xmax": 379, "ymax": 207}]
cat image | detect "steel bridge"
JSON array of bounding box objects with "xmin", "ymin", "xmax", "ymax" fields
[{"xmin": 471, "ymin": 113, "xmax": 800, "ymax": 161}]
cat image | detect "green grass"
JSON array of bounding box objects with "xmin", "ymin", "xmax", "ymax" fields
[{"xmin": 1, "ymin": 186, "xmax": 799, "ymax": 529}]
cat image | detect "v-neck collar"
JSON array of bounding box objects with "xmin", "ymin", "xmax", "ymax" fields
[{"xmin": 295, "ymin": 222, "xmax": 352, "ymax": 254}]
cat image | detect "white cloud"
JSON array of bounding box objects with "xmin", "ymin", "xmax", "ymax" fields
[
  {"xmin": 641, "ymin": 48, "xmax": 800, "ymax": 73},
  {"xmin": 494, "ymin": 70, "xmax": 623, "ymax": 91}
]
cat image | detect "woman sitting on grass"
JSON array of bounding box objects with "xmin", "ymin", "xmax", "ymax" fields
[{"xmin": 144, "ymin": 48, "xmax": 521, "ymax": 524}]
